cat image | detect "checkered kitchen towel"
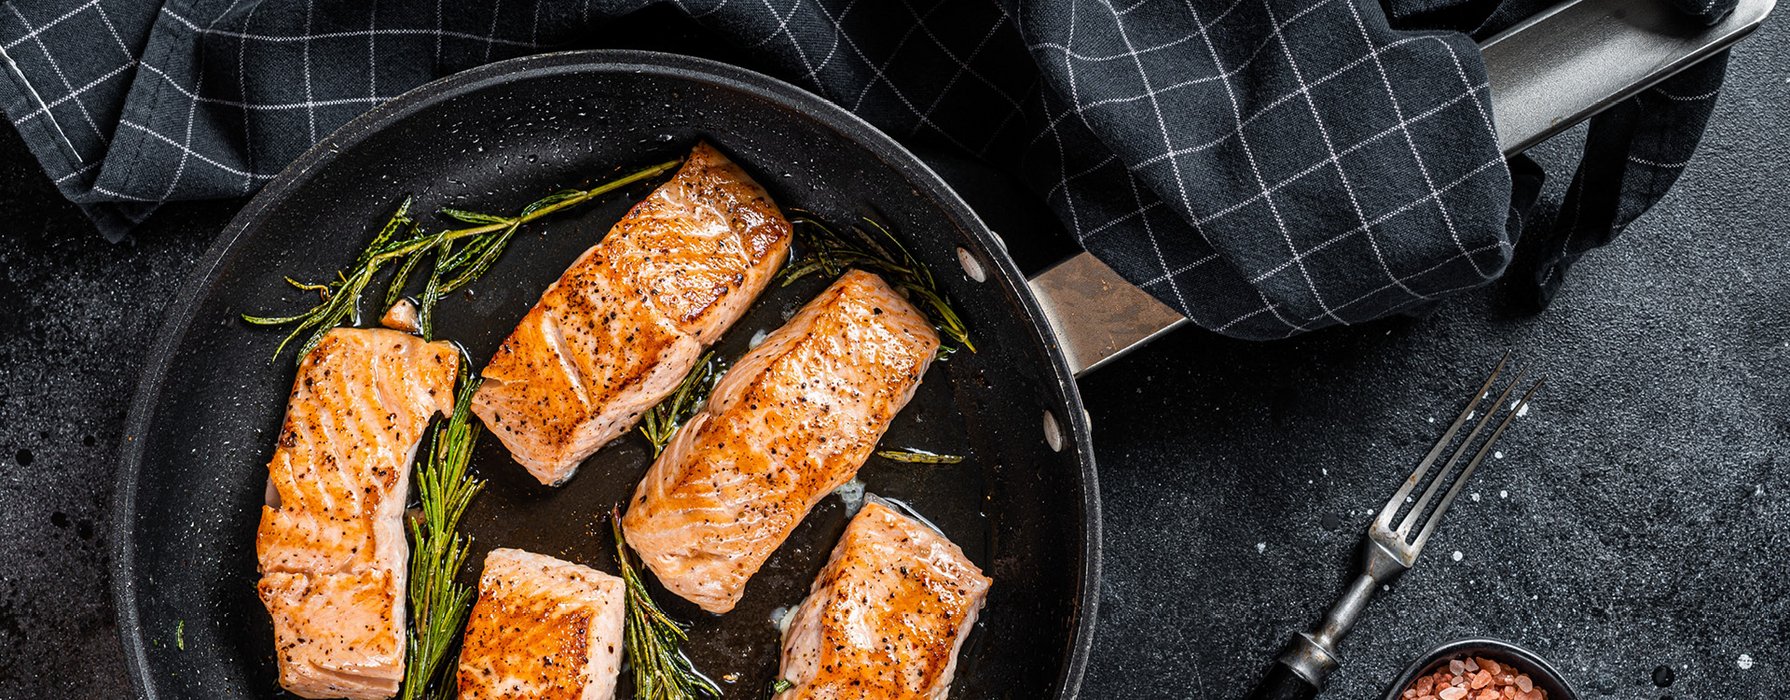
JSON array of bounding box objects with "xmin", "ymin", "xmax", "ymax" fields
[{"xmin": 0, "ymin": 0, "xmax": 1736, "ymax": 338}]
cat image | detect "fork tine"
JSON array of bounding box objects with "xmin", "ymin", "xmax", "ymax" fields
[
  {"xmin": 1396, "ymin": 366, "xmax": 1528, "ymax": 537},
  {"xmin": 1410, "ymin": 377, "xmax": 1546, "ymax": 553},
  {"xmin": 1375, "ymin": 351, "xmax": 1509, "ymax": 530}
]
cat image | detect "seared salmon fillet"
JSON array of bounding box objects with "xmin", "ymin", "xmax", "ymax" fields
[
  {"xmin": 622, "ymin": 270, "xmax": 940, "ymax": 613},
  {"xmin": 473, "ymin": 142, "xmax": 793, "ymax": 485},
  {"xmin": 255, "ymin": 328, "xmax": 459, "ymax": 700},
  {"xmin": 457, "ymin": 549, "xmax": 626, "ymax": 700},
  {"xmin": 774, "ymin": 501, "xmax": 991, "ymax": 700}
]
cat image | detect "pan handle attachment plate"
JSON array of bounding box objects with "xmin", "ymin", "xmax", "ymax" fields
[
  {"xmin": 1029, "ymin": 252, "xmax": 1187, "ymax": 376},
  {"xmin": 1026, "ymin": 0, "xmax": 1774, "ymax": 377}
]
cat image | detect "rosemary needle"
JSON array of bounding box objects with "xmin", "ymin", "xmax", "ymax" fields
[
  {"xmin": 874, "ymin": 448, "xmax": 965, "ymax": 464},
  {"xmin": 400, "ymin": 376, "xmax": 486, "ymax": 700},
  {"xmin": 611, "ymin": 508, "xmax": 721, "ymax": 700},
  {"xmin": 639, "ymin": 352, "xmax": 726, "ymax": 457},
  {"xmin": 245, "ymin": 159, "xmax": 682, "ymax": 362},
  {"xmin": 779, "ymin": 213, "xmax": 974, "ymax": 352}
]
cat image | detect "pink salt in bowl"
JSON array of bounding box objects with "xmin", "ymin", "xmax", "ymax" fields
[{"xmin": 1383, "ymin": 639, "xmax": 1578, "ymax": 700}]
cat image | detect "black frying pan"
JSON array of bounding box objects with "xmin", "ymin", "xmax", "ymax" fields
[{"xmin": 112, "ymin": 51, "xmax": 1098, "ymax": 699}]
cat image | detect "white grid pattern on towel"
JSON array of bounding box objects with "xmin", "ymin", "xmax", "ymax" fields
[
  {"xmin": 0, "ymin": 0, "xmax": 1525, "ymax": 339},
  {"xmin": 1015, "ymin": 0, "xmax": 1508, "ymax": 336}
]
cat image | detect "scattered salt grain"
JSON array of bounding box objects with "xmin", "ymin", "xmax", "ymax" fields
[
  {"xmin": 1471, "ymin": 493, "xmax": 1481, "ymax": 502},
  {"xmin": 1494, "ymin": 451, "xmax": 1504, "ymax": 459},
  {"xmin": 1451, "ymin": 550, "xmax": 1463, "ymax": 562},
  {"xmin": 1739, "ymin": 654, "xmax": 1755, "ymax": 670},
  {"xmin": 1256, "ymin": 542, "xmax": 1267, "ymax": 554},
  {"xmin": 1500, "ymin": 490, "xmax": 1509, "ymax": 499}
]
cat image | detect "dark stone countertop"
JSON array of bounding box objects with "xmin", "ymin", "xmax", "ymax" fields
[{"xmin": 2, "ymin": 14, "xmax": 1787, "ymax": 700}]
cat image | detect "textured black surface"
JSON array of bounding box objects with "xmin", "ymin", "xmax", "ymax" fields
[{"xmin": 2, "ymin": 16, "xmax": 1787, "ymax": 700}]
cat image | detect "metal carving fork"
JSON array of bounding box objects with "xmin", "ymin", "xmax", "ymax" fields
[{"xmin": 1249, "ymin": 354, "xmax": 1545, "ymax": 700}]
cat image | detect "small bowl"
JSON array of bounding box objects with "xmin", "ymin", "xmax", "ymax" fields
[{"xmin": 1382, "ymin": 638, "xmax": 1578, "ymax": 700}]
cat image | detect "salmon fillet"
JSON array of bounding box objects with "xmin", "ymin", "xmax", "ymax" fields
[
  {"xmin": 457, "ymin": 549, "xmax": 626, "ymax": 700},
  {"xmin": 473, "ymin": 142, "xmax": 793, "ymax": 485},
  {"xmin": 774, "ymin": 501, "xmax": 991, "ymax": 700},
  {"xmin": 255, "ymin": 328, "xmax": 460, "ymax": 700},
  {"xmin": 622, "ymin": 270, "xmax": 940, "ymax": 614}
]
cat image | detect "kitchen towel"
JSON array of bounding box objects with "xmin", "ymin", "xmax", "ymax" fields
[{"xmin": 0, "ymin": 0, "xmax": 1736, "ymax": 338}]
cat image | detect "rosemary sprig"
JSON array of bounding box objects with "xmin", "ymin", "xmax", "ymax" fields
[
  {"xmin": 874, "ymin": 448, "xmax": 965, "ymax": 464},
  {"xmin": 779, "ymin": 213, "xmax": 974, "ymax": 352},
  {"xmin": 639, "ymin": 352, "xmax": 726, "ymax": 457},
  {"xmin": 612, "ymin": 508, "xmax": 722, "ymax": 700},
  {"xmin": 245, "ymin": 159, "xmax": 684, "ymax": 362},
  {"xmin": 240, "ymin": 200, "xmax": 420, "ymax": 361},
  {"xmin": 400, "ymin": 377, "xmax": 487, "ymax": 700}
]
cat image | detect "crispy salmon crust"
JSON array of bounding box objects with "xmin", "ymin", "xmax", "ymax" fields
[
  {"xmin": 774, "ymin": 501, "xmax": 991, "ymax": 700},
  {"xmin": 472, "ymin": 142, "xmax": 792, "ymax": 485},
  {"xmin": 457, "ymin": 549, "xmax": 626, "ymax": 700},
  {"xmin": 622, "ymin": 270, "xmax": 940, "ymax": 614},
  {"xmin": 255, "ymin": 328, "xmax": 459, "ymax": 700}
]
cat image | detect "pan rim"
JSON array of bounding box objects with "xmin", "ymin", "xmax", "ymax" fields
[{"xmin": 111, "ymin": 48, "xmax": 1100, "ymax": 699}]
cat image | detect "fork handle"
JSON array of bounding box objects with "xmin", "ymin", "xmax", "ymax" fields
[
  {"xmin": 1248, "ymin": 658, "xmax": 1323, "ymax": 700},
  {"xmin": 1248, "ymin": 571, "xmax": 1381, "ymax": 699}
]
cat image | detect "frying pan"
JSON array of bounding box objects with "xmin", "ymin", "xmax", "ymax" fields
[
  {"xmin": 112, "ymin": 1, "xmax": 1771, "ymax": 697},
  {"xmin": 113, "ymin": 50, "xmax": 1097, "ymax": 699}
]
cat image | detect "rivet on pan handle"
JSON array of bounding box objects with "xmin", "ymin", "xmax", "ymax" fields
[{"xmin": 1027, "ymin": 0, "xmax": 1775, "ymax": 377}]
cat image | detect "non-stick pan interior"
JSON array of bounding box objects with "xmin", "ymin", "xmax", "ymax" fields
[{"xmin": 115, "ymin": 51, "xmax": 1095, "ymax": 698}]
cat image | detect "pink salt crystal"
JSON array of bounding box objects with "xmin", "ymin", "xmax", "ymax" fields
[{"xmin": 1403, "ymin": 657, "xmax": 1546, "ymax": 700}]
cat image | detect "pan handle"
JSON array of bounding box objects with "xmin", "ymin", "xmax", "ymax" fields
[{"xmin": 1028, "ymin": 0, "xmax": 1775, "ymax": 377}]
